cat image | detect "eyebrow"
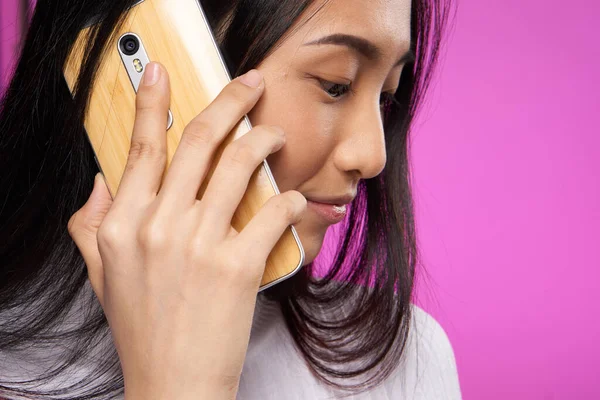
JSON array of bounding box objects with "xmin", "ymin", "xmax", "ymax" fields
[{"xmin": 303, "ymin": 33, "xmax": 415, "ymax": 67}]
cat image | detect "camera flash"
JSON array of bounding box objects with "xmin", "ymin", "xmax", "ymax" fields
[{"xmin": 133, "ymin": 59, "xmax": 143, "ymax": 73}]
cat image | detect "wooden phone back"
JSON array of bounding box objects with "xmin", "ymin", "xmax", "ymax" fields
[{"xmin": 62, "ymin": 0, "xmax": 305, "ymax": 290}]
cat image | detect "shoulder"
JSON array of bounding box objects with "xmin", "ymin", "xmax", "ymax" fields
[
  {"xmin": 383, "ymin": 304, "xmax": 463, "ymax": 399},
  {"xmin": 410, "ymin": 304, "xmax": 458, "ymax": 369}
]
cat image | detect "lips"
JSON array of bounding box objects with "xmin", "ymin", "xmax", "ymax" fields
[
  {"xmin": 331, "ymin": 204, "xmax": 347, "ymax": 212},
  {"xmin": 306, "ymin": 200, "xmax": 347, "ymax": 224},
  {"xmin": 304, "ymin": 194, "xmax": 356, "ymax": 207}
]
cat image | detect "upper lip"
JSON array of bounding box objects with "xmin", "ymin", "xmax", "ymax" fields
[{"xmin": 307, "ymin": 193, "xmax": 356, "ymax": 206}]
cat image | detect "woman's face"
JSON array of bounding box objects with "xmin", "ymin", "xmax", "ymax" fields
[{"xmin": 248, "ymin": 0, "xmax": 412, "ymax": 265}]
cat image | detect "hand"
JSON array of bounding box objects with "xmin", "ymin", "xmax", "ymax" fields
[{"xmin": 67, "ymin": 62, "xmax": 307, "ymax": 400}]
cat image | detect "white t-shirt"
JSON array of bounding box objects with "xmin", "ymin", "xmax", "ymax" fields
[
  {"xmin": 0, "ymin": 286, "xmax": 462, "ymax": 399},
  {"xmin": 238, "ymin": 293, "xmax": 462, "ymax": 400}
]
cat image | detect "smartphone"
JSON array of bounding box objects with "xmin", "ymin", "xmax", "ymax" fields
[{"xmin": 62, "ymin": 0, "xmax": 305, "ymax": 291}]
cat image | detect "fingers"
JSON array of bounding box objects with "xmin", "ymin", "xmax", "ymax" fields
[
  {"xmin": 113, "ymin": 62, "xmax": 170, "ymax": 207},
  {"xmin": 157, "ymin": 69, "xmax": 265, "ymax": 208},
  {"xmin": 233, "ymin": 190, "xmax": 307, "ymax": 268},
  {"xmin": 67, "ymin": 173, "xmax": 113, "ymax": 307},
  {"xmin": 198, "ymin": 125, "xmax": 286, "ymax": 238}
]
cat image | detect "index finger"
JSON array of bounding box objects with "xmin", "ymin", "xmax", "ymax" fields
[{"xmin": 113, "ymin": 62, "xmax": 170, "ymax": 207}]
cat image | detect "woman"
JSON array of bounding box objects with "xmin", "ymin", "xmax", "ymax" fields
[{"xmin": 0, "ymin": 0, "xmax": 459, "ymax": 399}]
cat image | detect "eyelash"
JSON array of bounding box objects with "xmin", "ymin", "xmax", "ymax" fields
[{"xmin": 319, "ymin": 80, "xmax": 400, "ymax": 115}]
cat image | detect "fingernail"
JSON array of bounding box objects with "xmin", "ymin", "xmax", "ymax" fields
[
  {"xmin": 143, "ymin": 62, "xmax": 160, "ymax": 86},
  {"xmin": 239, "ymin": 69, "xmax": 262, "ymax": 88}
]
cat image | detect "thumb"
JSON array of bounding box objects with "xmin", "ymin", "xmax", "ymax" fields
[{"xmin": 68, "ymin": 173, "xmax": 113, "ymax": 305}]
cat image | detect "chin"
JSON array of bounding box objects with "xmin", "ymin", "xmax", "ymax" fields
[{"xmin": 294, "ymin": 220, "xmax": 328, "ymax": 267}]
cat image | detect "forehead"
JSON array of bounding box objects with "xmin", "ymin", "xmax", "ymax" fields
[{"xmin": 295, "ymin": 0, "xmax": 412, "ymax": 56}]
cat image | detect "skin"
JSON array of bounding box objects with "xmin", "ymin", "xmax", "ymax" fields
[
  {"xmin": 67, "ymin": 0, "xmax": 411, "ymax": 398},
  {"xmin": 250, "ymin": 0, "xmax": 412, "ymax": 263}
]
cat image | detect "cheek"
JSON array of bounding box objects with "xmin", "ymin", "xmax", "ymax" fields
[{"xmin": 247, "ymin": 82, "xmax": 335, "ymax": 193}]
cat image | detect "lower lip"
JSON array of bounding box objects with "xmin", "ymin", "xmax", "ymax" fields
[{"xmin": 307, "ymin": 200, "xmax": 347, "ymax": 224}]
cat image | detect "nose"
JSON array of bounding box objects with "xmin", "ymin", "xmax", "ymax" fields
[{"xmin": 332, "ymin": 98, "xmax": 387, "ymax": 180}]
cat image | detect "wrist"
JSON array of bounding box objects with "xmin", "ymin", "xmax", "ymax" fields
[{"xmin": 124, "ymin": 379, "xmax": 239, "ymax": 400}]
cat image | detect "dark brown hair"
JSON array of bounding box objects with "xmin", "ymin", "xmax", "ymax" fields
[{"xmin": 0, "ymin": 0, "xmax": 454, "ymax": 398}]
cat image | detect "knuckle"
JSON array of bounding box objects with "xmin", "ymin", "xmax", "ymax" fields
[
  {"xmin": 289, "ymin": 190, "xmax": 308, "ymax": 208},
  {"xmin": 182, "ymin": 118, "xmax": 218, "ymax": 150},
  {"xmin": 222, "ymin": 82, "xmax": 252, "ymax": 108},
  {"xmin": 186, "ymin": 235, "xmax": 211, "ymax": 263},
  {"xmin": 260, "ymin": 125, "xmax": 285, "ymax": 140},
  {"xmin": 135, "ymin": 86, "xmax": 163, "ymax": 111},
  {"xmin": 226, "ymin": 141, "xmax": 258, "ymax": 167},
  {"xmin": 274, "ymin": 194, "xmax": 299, "ymax": 221},
  {"xmin": 137, "ymin": 216, "xmax": 169, "ymax": 251},
  {"xmin": 67, "ymin": 212, "xmax": 79, "ymax": 237},
  {"xmin": 68, "ymin": 208, "xmax": 103, "ymax": 240},
  {"xmin": 128, "ymin": 139, "xmax": 161, "ymax": 160},
  {"xmin": 96, "ymin": 218, "xmax": 122, "ymax": 249}
]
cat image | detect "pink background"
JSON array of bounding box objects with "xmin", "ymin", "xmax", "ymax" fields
[{"xmin": 2, "ymin": 0, "xmax": 599, "ymax": 399}]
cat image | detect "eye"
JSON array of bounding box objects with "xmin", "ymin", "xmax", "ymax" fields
[{"xmin": 320, "ymin": 80, "xmax": 352, "ymax": 98}]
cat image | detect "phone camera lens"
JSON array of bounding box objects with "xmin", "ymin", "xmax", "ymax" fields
[{"xmin": 119, "ymin": 34, "xmax": 139, "ymax": 56}]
